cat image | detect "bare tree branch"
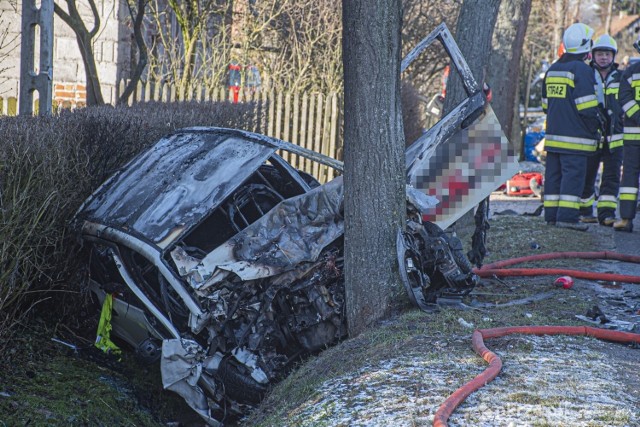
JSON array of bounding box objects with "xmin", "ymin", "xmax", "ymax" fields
[
  {"xmin": 150, "ymin": 0, "xmax": 227, "ymax": 99},
  {"xmin": 118, "ymin": 0, "xmax": 149, "ymax": 105},
  {"xmin": 54, "ymin": 0, "xmax": 105, "ymax": 105},
  {"xmin": 0, "ymin": 10, "xmax": 20, "ymax": 92}
]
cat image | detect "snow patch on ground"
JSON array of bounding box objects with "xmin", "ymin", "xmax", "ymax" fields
[{"xmin": 287, "ymin": 335, "xmax": 639, "ymax": 427}]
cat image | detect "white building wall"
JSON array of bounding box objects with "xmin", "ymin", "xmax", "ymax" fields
[{"xmin": 0, "ymin": 0, "xmax": 131, "ymax": 107}]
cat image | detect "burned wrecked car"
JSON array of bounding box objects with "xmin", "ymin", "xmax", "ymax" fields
[
  {"xmin": 74, "ymin": 127, "xmax": 476, "ymax": 423},
  {"xmin": 73, "ymin": 24, "xmax": 517, "ymax": 426}
]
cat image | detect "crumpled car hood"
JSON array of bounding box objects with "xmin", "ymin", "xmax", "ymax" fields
[
  {"xmin": 171, "ymin": 175, "xmax": 438, "ymax": 296},
  {"xmin": 172, "ymin": 176, "xmax": 345, "ymax": 294}
]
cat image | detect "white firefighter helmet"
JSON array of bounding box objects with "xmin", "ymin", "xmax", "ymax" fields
[
  {"xmin": 562, "ymin": 23, "xmax": 594, "ymax": 55},
  {"xmin": 592, "ymin": 34, "xmax": 617, "ymax": 54}
]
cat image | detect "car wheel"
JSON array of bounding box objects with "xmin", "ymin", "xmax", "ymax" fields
[{"xmin": 217, "ymin": 357, "xmax": 268, "ymax": 405}]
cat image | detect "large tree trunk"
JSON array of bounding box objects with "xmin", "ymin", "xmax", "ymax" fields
[
  {"xmin": 74, "ymin": 32, "xmax": 104, "ymax": 106},
  {"xmin": 553, "ymin": 0, "xmax": 567, "ymax": 58},
  {"xmin": 342, "ymin": 0, "xmax": 406, "ymax": 337},
  {"xmin": 604, "ymin": 0, "xmax": 613, "ymax": 34},
  {"xmin": 487, "ymin": 0, "xmax": 532, "ymax": 145},
  {"xmin": 443, "ymin": 0, "xmax": 501, "ymax": 111},
  {"xmin": 178, "ymin": 29, "xmax": 199, "ymax": 99}
]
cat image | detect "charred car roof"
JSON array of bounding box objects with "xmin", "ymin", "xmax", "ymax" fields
[{"xmin": 75, "ymin": 127, "xmax": 343, "ymax": 247}]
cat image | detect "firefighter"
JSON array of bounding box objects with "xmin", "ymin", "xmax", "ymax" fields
[
  {"xmin": 613, "ymin": 35, "xmax": 640, "ymax": 232},
  {"xmin": 578, "ymin": 34, "xmax": 623, "ymax": 226},
  {"xmin": 542, "ymin": 23, "xmax": 602, "ymax": 231}
]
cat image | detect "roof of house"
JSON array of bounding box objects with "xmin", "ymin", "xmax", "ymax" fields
[{"xmin": 606, "ymin": 14, "xmax": 640, "ymax": 37}]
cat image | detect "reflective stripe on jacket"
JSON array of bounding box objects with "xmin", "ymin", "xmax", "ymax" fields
[
  {"xmin": 592, "ymin": 64, "xmax": 624, "ymax": 151},
  {"xmin": 619, "ymin": 64, "xmax": 640, "ymax": 145},
  {"xmin": 542, "ymin": 55, "xmax": 601, "ymax": 155}
]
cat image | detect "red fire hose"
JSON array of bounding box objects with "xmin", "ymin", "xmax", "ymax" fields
[
  {"xmin": 433, "ymin": 251, "xmax": 640, "ymax": 427},
  {"xmin": 433, "ymin": 326, "xmax": 640, "ymax": 427},
  {"xmin": 473, "ymin": 251, "xmax": 640, "ymax": 284},
  {"xmin": 480, "ymin": 251, "xmax": 640, "ymax": 269}
]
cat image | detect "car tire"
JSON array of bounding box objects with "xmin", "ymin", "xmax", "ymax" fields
[{"xmin": 217, "ymin": 357, "xmax": 267, "ymax": 405}]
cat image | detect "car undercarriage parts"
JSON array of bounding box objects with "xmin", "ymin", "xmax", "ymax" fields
[
  {"xmin": 399, "ymin": 221, "xmax": 479, "ymax": 312},
  {"xmin": 160, "ymin": 245, "xmax": 347, "ymax": 425},
  {"xmin": 73, "ymin": 20, "xmax": 517, "ymax": 426}
]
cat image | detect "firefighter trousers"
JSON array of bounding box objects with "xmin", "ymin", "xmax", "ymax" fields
[
  {"xmin": 619, "ymin": 144, "xmax": 640, "ymax": 220},
  {"xmin": 579, "ymin": 144, "xmax": 622, "ymax": 221},
  {"xmin": 544, "ymin": 152, "xmax": 588, "ymax": 224}
]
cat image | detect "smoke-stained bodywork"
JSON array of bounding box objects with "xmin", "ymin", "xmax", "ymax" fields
[
  {"xmin": 74, "ymin": 127, "xmax": 478, "ymax": 425},
  {"xmin": 402, "ymin": 23, "xmax": 519, "ymax": 229},
  {"xmin": 74, "ymin": 23, "xmax": 515, "ymax": 426}
]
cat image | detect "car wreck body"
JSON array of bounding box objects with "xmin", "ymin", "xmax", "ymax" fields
[
  {"xmin": 74, "ymin": 24, "xmax": 516, "ymax": 426},
  {"xmin": 75, "ymin": 127, "xmax": 477, "ymax": 424}
]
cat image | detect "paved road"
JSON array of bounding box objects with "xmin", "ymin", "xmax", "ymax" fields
[
  {"xmin": 613, "ymin": 214, "xmax": 640, "ymax": 252},
  {"xmin": 613, "ymin": 211, "xmax": 640, "ymax": 276},
  {"xmin": 489, "ymin": 192, "xmax": 541, "ymax": 216}
]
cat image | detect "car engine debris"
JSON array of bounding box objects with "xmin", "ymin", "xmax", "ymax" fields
[{"xmin": 73, "ymin": 22, "xmax": 518, "ymax": 426}]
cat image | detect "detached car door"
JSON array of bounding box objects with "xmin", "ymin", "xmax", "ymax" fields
[{"xmin": 401, "ymin": 23, "xmax": 519, "ymax": 230}]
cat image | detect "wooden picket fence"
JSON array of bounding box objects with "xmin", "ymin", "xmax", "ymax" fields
[
  {"xmin": 0, "ymin": 96, "xmax": 18, "ymax": 116},
  {"xmin": 266, "ymin": 90, "xmax": 342, "ymax": 184},
  {"xmin": 0, "ymin": 82, "xmax": 344, "ymax": 184},
  {"xmin": 115, "ymin": 80, "xmax": 343, "ymax": 183}
]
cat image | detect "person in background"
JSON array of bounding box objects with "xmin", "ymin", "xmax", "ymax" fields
[
  {"xmin": 578, "ymin": 34, "xmax": 623, "ymax": 226},
  {"xmin": 613, "ymin": 36, "xmax": 640, "ymax": 232},
  {"xmin": 542, "ymin": 23, "xmax": 603, "ymax": 231}
]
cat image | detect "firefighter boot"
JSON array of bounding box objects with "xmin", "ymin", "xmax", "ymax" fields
[
  {"xmin": 613, "ymin": 219, "xmax": 633, "ymax": 232},
  {"xmin": 556, "ymin": 221, "xmax": 589, "ymax": 231},
  {"xmin": 600, "ymin": 217, "xmax": 616, "ymax": 227},
  {"xmin": 579, "ymin": 215, "xmax": 598, "ymax": 223}
]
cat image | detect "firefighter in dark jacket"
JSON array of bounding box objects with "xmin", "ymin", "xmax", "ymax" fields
[
  {"xmin": 578, "ymin": 34, "xmax": 623, "ymax": 226},
  {"xmin": 542, "ymin": 23, "xmax": 602, "ymax": 231},
  {"xmin": 613, "ymin": 35, "xmax": 640, "ymax": 232}
]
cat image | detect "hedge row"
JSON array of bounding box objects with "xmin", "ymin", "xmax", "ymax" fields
[{"xmin": 0, "ymin": 101, "xmax": 263, "ymax": 353}]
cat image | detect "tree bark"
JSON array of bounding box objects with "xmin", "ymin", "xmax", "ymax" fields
[
  {"xmin": 604, "ymin": 0, "xmax": 613, "ymax": 34},
  {"xmin": 443, "ymin": 0, "xmax": 501, "ymax": 112},
  {"xmin": 487, "ymin": 0, "xmax": 532, "ymax": 144},
  {"xmin": 118, "ymin": 0, "xmax": 149, "ymax": 105},
  {"xmin": 553, "ymin": 0, "xmax": 567, "ymax": 58},
  {"xmin": 54, "ymin": 0, "xmax": 105, "ymax": 106},
  {"xmin": 342, "ymin": 0, "xmax": 406, "ymax": 337}
]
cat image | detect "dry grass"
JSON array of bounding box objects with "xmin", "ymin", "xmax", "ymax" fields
[{"xmin": 244, "ymin": 215, "xmax": 640, "ymax": 427}]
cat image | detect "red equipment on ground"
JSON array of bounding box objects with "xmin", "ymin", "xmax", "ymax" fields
[{"xmin": 503, "ymin": 171, "xmax": 543, "ymax": 197}]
